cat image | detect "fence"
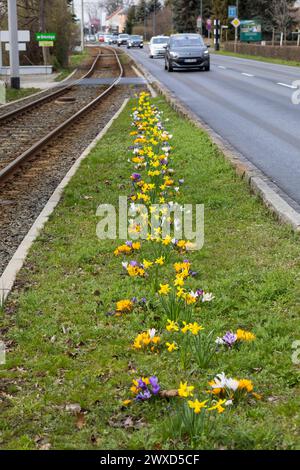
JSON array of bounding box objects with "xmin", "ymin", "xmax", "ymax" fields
[{"xmin": 223, "ymin": 42, "xmax": 300, "ymax": 61}]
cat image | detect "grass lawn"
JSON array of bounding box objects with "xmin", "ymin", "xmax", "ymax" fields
[
  {"xmin": 4, "ymin": 87, "xmax": 40, "ymax": 103},
  {"xmin": 213, "ymin": 49, "xmax": 300, "ymax": 67},
  {"xmin": 0, "ymin": 96, "xmax": 300, "ymax": 450},
  {"xmin": 55, "ymin": 49, "xmax": 91, "ymax": 82}
]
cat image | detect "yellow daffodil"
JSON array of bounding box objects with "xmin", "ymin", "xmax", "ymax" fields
[
  {"xmin": 208, "ymin": 399, "xmax": 226, "ymax": 414},
  {"xmin": 155, "ymin": 256, "xmax": 165, "ymax": 266},
  {"xmin": 166, "ymin": 320, "xmax": 179, "ymax": 332},
  {"xmin": 159, "ymin": 284, "xmax": 171, "ymax": 295},
  {"xmin": 188, "ymin": 399, "xmax": 208, "ymax": 414},
  {"xmin": 166, "ymin": 342, "xmax": 178, "ymax": 352},
  {"xmin": 178, "ymin": 381, "xmax": 194, "ymax": 398}
]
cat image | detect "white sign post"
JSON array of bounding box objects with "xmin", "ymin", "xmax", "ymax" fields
[
  {"xmin": 0, "ymin": 30, "xmax": 30, "ymax": 76},
  {"xmin": 231, "ymin": 18, "xmax": 241, "ymax": 53},
  {"xmin": 7, "ymin": 0, "xmax": 20, "ymax": 89}
]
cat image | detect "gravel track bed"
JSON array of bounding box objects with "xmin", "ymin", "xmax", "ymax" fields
[{"xmin": 0, "ymin": 84, "xmax": 145, "ymax": 276}]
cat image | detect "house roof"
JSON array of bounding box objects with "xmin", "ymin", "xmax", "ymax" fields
[{"xmin": 106, "ymin": 7, "xmax": 125, "ymax": 21}]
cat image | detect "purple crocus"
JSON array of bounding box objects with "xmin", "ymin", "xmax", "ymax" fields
[
  {"xmin": 178, "ymin": 179, "xmax": 185, "ymax": 185},
  {"xmin": 129, "ymin": 260, "xmax": 139, "ymax": 267},
  {"xmin": 196, "ymin": 289, "xmax": 204, "ymax": 297},
  {"xmin": 136, "ymin": 389, "xmax": 152, "ymax": 401},
  {"xmin": 131, "ymin": 297, "xmax": 138, "ymax": 304},
  {"xmin": 137, "ymin": 378, "xmax": 148, "ymax": 390},
  {"xmin": 140, "ymin": 297, "xmax": 147, "ymax": 304},
  {"xmin": 222, "ymin": 331, "xmax": 237, "ymax": 348},
  {"xmin": 126, "ymin": 240, "xmax": 133, "ymax": 247},
  {"xmin": 160, "ymin": 158, "xmax": 168, "ymax": 166},
  {"xmin": 149, "ymin": 376, "xmax": 160, "ymax": 395},
  {"xmin": 131, "ymin": 173, "xmax": 142, "ymax": 182}
]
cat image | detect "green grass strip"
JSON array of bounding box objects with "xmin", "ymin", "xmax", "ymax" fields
[{"xmin": 0, "ymin": 97, "xmax": 299, "ymax": 450}]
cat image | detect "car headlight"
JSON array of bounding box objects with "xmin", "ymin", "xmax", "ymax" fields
[{"xmin": 204, "ymin": 50, "xmax": 209, "ymax": 55}]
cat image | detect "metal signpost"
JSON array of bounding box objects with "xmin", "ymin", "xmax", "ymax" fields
[
  {"xmin": 206, "ymin": 19, "xmax": 212, "ymax": 40},
  {"xmin": 8, "ymin": 0, "xmax": 20, "ymax": 89},
  {"xmin": 36, "ymin": 33, "xmax": 56, "ymax": 75},
  {"xmin": 231, "ymin": 17, "xmax": 240, "ymax": 53},
  {"xmin": 214, "ymin": 19, "xmax": 220, "ymax": 51}
]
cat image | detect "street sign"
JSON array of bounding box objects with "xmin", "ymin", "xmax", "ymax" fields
[
  {"xmin": 240, "ymin": 20, "xmax": 262, "ymax": 42},
  {"xmin": 0, "ymin": 30, "xmax": 30, "ymax": 42},
  {"xmin": 39, "ymin": 41, "xmax": 54, "ymax": 47},
  {"xmin": 36, "ymin": 32, "xmax": 56, "ymax": 42},
  {"xmin": 5, "ymin": 42, "xmax": 26, "ymax": 51},
  {"xmin": 231, "ymin": 18, "xmax": 241, "ymax": 28},
  {"xmin": 228, "ymin": 6, "xmax": 237, "ymax": 18}
]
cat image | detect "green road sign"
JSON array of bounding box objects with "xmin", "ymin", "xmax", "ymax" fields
[
  {"xmin": 240, "ymin": 20, "xmax": 262, "ymax": 42},
  {"xmin": 36, "ymin": 32, "xmax": 56, "ymax": 41}
]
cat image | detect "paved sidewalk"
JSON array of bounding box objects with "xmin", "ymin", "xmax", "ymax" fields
[{"xmin": 0, "ymin": 73, "xmax": 60, "ymax": 90}]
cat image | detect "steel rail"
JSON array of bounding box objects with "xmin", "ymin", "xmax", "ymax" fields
[
  {"xmin": 0, "ymin": 51, "xmax": 102, "ymax": 124},
  {"xmin": 0, "ymin": 47, "xmax": 123, "ymax": 183}
]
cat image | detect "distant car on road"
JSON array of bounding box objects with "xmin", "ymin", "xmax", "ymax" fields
[
  {"xmin": 98, "ymin": 34, "xmax": 105, "ymax": 43},
  {"xmin": 108, "ymin": 34, "xmax": 118, "ymax": 45},
  {"xmin": 127, "ymin": 35, "xmax": 144, "ymax": 49},
  {"xmin": 149, "ymin": 36, "xmax": 169, "ymax": 58},
  {"xmin": 117, "ymin": 34, "xmax": 130, "ymax": 47},
  {"xmin": 85, "ymin": 34, "xmax": 96, "ymax": 43},
  {"xmin": 165, "ymin": 34, "xmax": 210, "ymax": 72}
]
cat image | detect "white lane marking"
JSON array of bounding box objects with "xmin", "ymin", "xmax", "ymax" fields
[
  {"xmin": 277, "ymin": 82, "xmax": 297, "ymax": 89},
  {"xmin": 218, "ymin": 66, "xmax": 227, "ymax": 69},
  {"xmin": 242, "ymin": 73, "xmax": 254, "ymax": 77}
]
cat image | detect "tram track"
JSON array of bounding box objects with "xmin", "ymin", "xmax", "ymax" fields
[{"xmin": 0, "ymin": 46, "xmax": 146, "ymax": 278}]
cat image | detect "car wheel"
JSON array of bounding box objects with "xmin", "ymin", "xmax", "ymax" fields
[
  {"xmin": 204, "ymin": 63, "xmax": 210, "ymax": 71},
  {"xmin": 150, "ymin": 55, "xmax": 153, "ymax": 59},
  {"xmin": 167, "ymin": 60, "xmax": 173, "ymax": 72}
]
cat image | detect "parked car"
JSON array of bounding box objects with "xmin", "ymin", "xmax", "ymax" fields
[
  {"xmin": 117, "ymin": 34, "xmax": 130, "ymax": 47},
  {"xmin": 98, "ymin": 34, "xmax": 105, "ymax": 43},
  {"xmin": 149, "ymin": 36, "xmax": 169, "ymax": 58},
  {"xmin": 104, "ymin": 34, "xmax": 113, "ymax": 44},
  {"xmin": 165, "ymin": 34, "xmax": 210, "ymax": 72},
  {"xmin": 127, "ymin": 35, "xmax": 144, "ymax": 49}
]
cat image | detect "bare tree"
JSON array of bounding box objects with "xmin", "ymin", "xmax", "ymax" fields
[{"xmin": 268, "ymin": 0, "xmax": 294, "ymax": 42}]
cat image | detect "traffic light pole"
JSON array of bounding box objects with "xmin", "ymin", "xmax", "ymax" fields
[{"xmin": 8, "ymin": 0, "xmax": 20, "ymax": 89}]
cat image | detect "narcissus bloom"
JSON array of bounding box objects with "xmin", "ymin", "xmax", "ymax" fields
[
  {"xmin": 166, "ymin": 342, "xmax": 178, "ymax": 352},
  {"xmin": 159, "ymin": 284, "xmax": 171, "ymax": 295},
  {"xmin": 166, "ymin": 320, "xmax": 179, "ymax": 332},
  {"xmin": 188, "ymin": 399, "xmax": 208, "ymax": 414},
  {"xmin": 208, "ymin": 399, "xmax": 227, "ymax": 414},
  {"xmin": 178, "ymin": 381, "xmax": 194, "ymax": 398}
]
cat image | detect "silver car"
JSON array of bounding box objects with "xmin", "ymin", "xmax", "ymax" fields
[{"xmin": 149, "ymin": 36, "xmax": 169, "ymax": 58}]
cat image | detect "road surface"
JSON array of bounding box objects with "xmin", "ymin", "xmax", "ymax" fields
[{"xmin": 127, "ymin": 47, "xmax": 300, "ymax": 208}]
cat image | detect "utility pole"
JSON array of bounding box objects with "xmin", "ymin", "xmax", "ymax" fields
[
  {"xmin": 153, "ymin": 2, "xmax": 156, "ymax": 36},
  {"xmin": 81, "ymin": 0, "xmax": 84, "ymax": 52},
  {"xmin": 200, "ymin": 0, "xmax": 203, "ymax": 36},
  {"xmin": 8, "ymin": 0, "xmax": 20, "ymax": 89}
]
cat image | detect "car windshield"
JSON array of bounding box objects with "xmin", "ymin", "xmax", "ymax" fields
[
  {"xmin": 120, "ymin": 35, "xmax": 128, "ymax": 38},
  {"xmin": 171, "ymin": 36, "xmax": 204, "ymax": 47},
  {"xmin": 131, "ymin": 36, "xmax": 141, "ymax": 40},
  {"xmin": 152, "ymin": 37, "xmax": 168, "ymax": 44}
]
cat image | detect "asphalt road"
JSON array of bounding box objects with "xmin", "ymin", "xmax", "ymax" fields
[{"xmin": 127, "ymin": 47, "xmax": 300, "ymax": 208}]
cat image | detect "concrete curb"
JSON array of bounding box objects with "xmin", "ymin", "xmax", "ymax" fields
[
  {"xmin": 130, "ymin": 54, "xmax": 300, "ymax": 233},
  {"xmin": 0, "ymin": 98, "xmax": 130, "ymax": 305}
]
